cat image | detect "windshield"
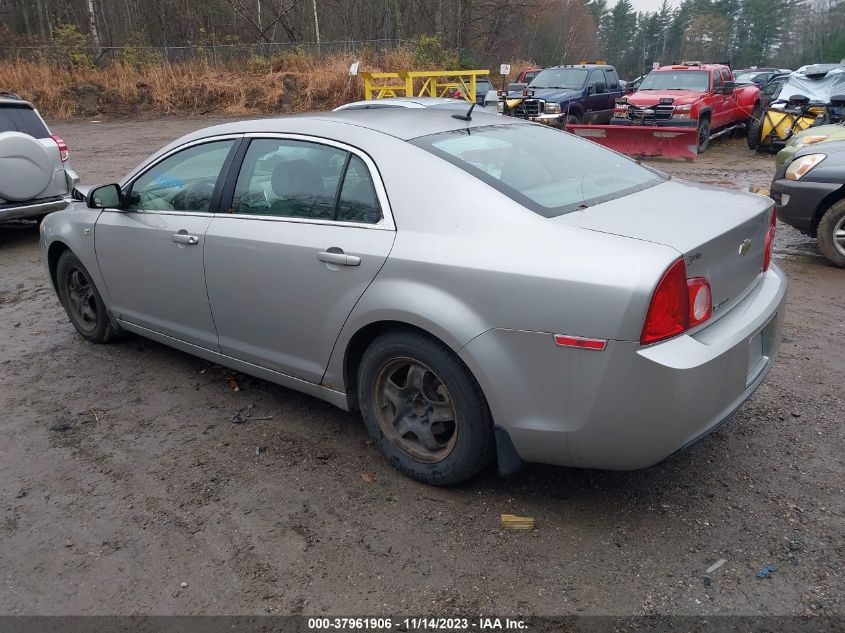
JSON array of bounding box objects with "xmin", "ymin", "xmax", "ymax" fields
[
  {"xmin": 639, "ymin": 70, "xmax": 710, "ymax": 92},
  {"xmin": 411, "ymin": 124, "xmax": 664, "ymax": 218},
  {"xmin": 529, "ymin": 68, "xmax": 588, "ymax": 90}
]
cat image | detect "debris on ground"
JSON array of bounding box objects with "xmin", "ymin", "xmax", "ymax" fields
[
  {"xmin": 180, "ymin": 582, "xmax": 188, "ymax": 588},
  {"xmin": 229, "ymin": 404, "xmax": 273, "ymax": 424},
  {"xmin": 360, "ymin": 472, "xmax": 375, "ymax": 483},
  {"xmin": 501, "ymin": 514, "xmax": 535, "ymax": 530},
  {"xmin": 706, "ymin": 558, "xmax": 728, "ymax": 573},
  {"xmin": 756, "ymin": 564, "xmax": 778, "ymax": 579},
  {"xmin": 225, "ymin": 371, "xmax": 240, "ymax": 392},
  {"xmin": 15, "ymin": 489, "xmax": 27, "ymax": 499}
]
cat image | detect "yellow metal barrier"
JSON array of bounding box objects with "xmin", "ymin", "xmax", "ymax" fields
[{"xmin": 362, "ymin": 70, "xmax": 490, "ymax": 103}]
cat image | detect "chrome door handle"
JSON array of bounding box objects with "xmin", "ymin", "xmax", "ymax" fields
[
  {"xmin": 317, "ymin": 250, "xmax": 361, "ymax": 266},
  {"xmin": 172, "ymin": 233, "xmax": 199, "ymax": 245}
]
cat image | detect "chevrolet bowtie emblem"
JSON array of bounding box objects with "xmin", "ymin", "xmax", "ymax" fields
[{"xmin": 739, "ymin": 238, "xmax": 752, "ymax": 255}]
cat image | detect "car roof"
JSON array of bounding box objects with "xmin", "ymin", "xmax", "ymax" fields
[
  {"xmin": 172, "ymin": 108, "xmax": 525, "ymax": 146},
  {"xmin": 335, "ymin": 96, "xmax": 472, "ymax": 110},
  {"xmin": 547, "ymin": 64, "xmax": 615, "ymax": 70},
  {"xmin": 0, "ymin": 93, "xmax": 33, "ymax": 108}
]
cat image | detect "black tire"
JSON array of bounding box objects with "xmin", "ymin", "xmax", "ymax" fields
[
  {"xmin": 55, "ymin": 250, "xmax": 117, "ymax": 343},
  {"xmin": 357, "ymin": 329, "xmax": 494, "ymax": 486},
  {"xmin": 817, "ymin": 200, "xmax": 845, "ymax": 268},
  {"xmin": 747, "ymin": 115, "xmax": 762, "ymax": 150},
  {"xmin": 697, "ymin": 117, "xmax": 711, "ymax": 153},
  {"xmin": 566, "ymin": 113, "xmax": 581, "ymax": 125}
]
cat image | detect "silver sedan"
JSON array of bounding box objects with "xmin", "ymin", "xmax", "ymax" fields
[{"xmin": 40, "ymin": 110, "xmax": 787, "ymax": 485}]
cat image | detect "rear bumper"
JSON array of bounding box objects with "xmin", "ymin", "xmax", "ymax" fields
[
  {"xmin": 771, "ymin": 177, "xmax": 840, "ymax": 235},
  {"xmin": 0, "ymin": 196, "xmax": 69, "ymax": 221},
  {"xmin": 459, "ymin": 265, "xmax": 787, "ymax": 470}
]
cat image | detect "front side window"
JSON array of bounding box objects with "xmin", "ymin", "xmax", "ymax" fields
[
  {"xmin": 639, "ymin": 71, "xmax": 710, "ymax": 92},
  {"xmin": 588, "ymin": 69, "xmax": 607, "ymax": 90},
  {"xmin": 412, "ymin": 123, "xmax": 663, "ymax": 218},
  {"xmin": 232, "ymin": 138, "xmax": 381, "ymax": 224},
  {"xmin": 126, "ymin": 140, "xmax": 235, "ymax": 212},
  {"xmin": 713, "ymin": 71, "xmax": 723, "ymax": 90}
]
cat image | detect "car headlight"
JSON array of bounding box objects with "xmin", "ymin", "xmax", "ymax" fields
[
  {"xmin": 497, "ymin": 101, "xmax": 504, "ymax": 113},
  {"xmin": 674, "ymin": 104, "xmax": 693, "ymax": 112},
  {"xmin": 793, "ymin": 134, "xmax": 829, "ymax": 147},
  {"xmin": 544, "ymin": 103, "xmax": 561, "ymax": 114},
  {"xmin": 785, "ymin": 154, "xmax": 826, "ymax": 180}
]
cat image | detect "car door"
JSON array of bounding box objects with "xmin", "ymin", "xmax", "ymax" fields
[
  {"xmin": 584, "ymin": 69, "xmax": 611, "ymax": 123},
  {"xmin": 95, "ymin": 137, "xmax": 240, "ymax": 349},
  {"xmin": 711, "ymin": 69, "xmax": 735, "ymax": 128},
  {"xmin": 204, "ymin": 135, "xmax": 396, "ymax": 384}
]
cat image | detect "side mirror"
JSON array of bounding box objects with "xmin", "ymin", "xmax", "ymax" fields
[
  {"xmin": 86, "ymin": 183, "xmax": 122, "ymax": 209},
  {"xmin": 595, "ymin": 81, "xmax": 607, "ymax": 94},
  {"xmin": 720, "ymin": 81, "xmax": 735, "ymax": 94}
]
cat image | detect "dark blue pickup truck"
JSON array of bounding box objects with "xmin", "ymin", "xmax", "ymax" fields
[{"xmin": 498, "ymin": 63, "xmax": 623, "ymax": 126}]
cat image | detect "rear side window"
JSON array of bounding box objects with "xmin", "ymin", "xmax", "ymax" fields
[
  {"xmin": 0, "ymin": 105, "xmax": 49, "ymax": 138},
  {"xmin": 605, "ymin": 68, "xmax": 620, "ymax": 89},
  {"xmin": 412, "ymin": 123, "xmax": 663, "ymax": 218},
  {"xmin": 232, "ymin": 138, "xmax": 381, "ymax": 224}
]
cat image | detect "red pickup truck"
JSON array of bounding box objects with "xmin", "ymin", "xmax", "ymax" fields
[{"xmin": 610, "ymin": 62, "xmax": 760, "ymax": 153}]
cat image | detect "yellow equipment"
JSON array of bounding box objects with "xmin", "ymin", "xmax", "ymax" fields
[
  {"xmin": 361, "ymin": 70, "xmax": 490, "ymax": 104},
  {"xmin": 752, "ymin": 97, "xmax": 826, "ymax": 151}
]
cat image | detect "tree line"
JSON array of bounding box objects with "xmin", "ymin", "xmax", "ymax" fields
[{"xmin": 0, "ymin": 0, "xmax": 843, "ymax": 78}]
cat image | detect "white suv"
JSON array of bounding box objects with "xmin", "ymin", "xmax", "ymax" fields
[{"xmin": 0, "ymin": 92, "xmax": 78, "ymax": 222}]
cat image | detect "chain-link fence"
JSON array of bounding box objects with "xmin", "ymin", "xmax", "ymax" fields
[{"xmin": 0, "ymin": 38, "xmax": 407, "ymax": 63}]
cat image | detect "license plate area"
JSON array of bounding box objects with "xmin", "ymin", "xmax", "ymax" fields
[{"xmin": 747, "ymin": 315, "xmax": 776, "ymax": 387}]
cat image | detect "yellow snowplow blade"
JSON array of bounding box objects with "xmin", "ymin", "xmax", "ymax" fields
[
  {"xmin": 760, "ymin": 108, "xmax": 820, "ymax": 145},
  {"xmin": 506, "ymin": 98, "xmax": 523, "ymax": 109},
  {"xmin": 566, "ymin": 124, "xmax": 700, "ymax": 161}
]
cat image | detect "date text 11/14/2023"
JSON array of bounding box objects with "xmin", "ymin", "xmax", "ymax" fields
[{"xmin": 307, "ymin": 617, "xmax": 529, "ymax": 631}]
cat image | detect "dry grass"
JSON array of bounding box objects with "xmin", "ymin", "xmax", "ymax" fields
[{"xmin": 0, "ymin": 50, "xmax": 535, "ymax": 120}]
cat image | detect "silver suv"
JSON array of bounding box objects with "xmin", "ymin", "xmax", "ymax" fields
[{"xmin": 0, "ymin": 92, "xmax": 78, "ymax": 222}]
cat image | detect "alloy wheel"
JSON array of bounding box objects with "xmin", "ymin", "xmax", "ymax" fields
[
  {"xmin": 834, "ymin": 215, "xmax": 845, "ymax": 257},
  {"xmin": 372, "ymin": 357, "xmax": 458, "ymax": 463},
  {"xmin": 62, "ymin": 266, "xmax": 98, "ymax": 332}
]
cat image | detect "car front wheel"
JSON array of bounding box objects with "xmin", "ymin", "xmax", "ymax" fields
[
  {"xmin": 697, "ymin": 117, "xmax": 711, "ymax": 153},
  {"xmin": 56, "ymin": 250, "xmax": 117, "ymax": 343},
  {"xmin": 357, "ymin": 330, "xmax": 494, "ymax": 485},
  {"xmin": 817, "ymin": 200, "xmax": 845, "ymax": 268}
]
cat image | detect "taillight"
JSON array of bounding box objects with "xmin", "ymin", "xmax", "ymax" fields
[
  {"xmin": 51, "ymin": 135, "xmax": 69, "ymax": 162},
  {"xmin": 640, "ymin": 259, "xmax": 713, "ymax": 345},
  {"xmin": 763, "ymin": 207, "xmax": 776, "ymax": 271},
  {"xmin": 687, "ymin": 277, "xmax": 712, "ymax": 327}
]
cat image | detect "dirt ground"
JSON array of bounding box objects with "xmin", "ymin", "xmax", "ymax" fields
[{"xmin": 0, "ymin": 117, "xmax": 843, "ymax": 617}]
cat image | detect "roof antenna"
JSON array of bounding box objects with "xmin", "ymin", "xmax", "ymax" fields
[{"xmin": 452, "ymin": 102, "xmax": 476, "ymax": 121}]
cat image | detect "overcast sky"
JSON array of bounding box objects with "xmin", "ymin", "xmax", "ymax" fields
[{"xmin": 629, "ymin": 0, "xmax": 679, "ymax": 11}]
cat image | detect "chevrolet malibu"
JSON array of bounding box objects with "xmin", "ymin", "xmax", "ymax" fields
[{"xmin": 40, "ymin": 110, "xmax": 787, "ymax": 485}]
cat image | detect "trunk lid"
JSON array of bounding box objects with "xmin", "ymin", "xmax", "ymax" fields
[{"xmin": 555, "ymin": 179, "xmax": 774, "ymax": 320}]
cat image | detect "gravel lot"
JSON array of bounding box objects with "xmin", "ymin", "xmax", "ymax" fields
[{"xmin": 0, "ymin": 117, "xmax": 843, "ymax": 617}]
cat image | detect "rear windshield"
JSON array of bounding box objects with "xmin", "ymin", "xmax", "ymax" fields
[
  {"xmin": 411, "ymin": 123, "xmax": 664, "ymax": 217},
  {"xmin": 639, "ymin": 70, "xmax": 710, "ymax": 92},
  {"xmin": 530, "ymin": 68, "xmax": 589, "ymax": 90},
  {"xmin": 0, "ymin": 104, "xmax": 49, "ymax": 138}
]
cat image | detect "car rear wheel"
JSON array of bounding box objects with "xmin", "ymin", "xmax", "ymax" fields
[
  {"xmin": 817, "ymin": 200, "xmax": 845, "ymax": 268},
  {"xmin": 56, "ymin": 250, "xmax": 117, "ymax": 343},
  {"xmin": 357, "ymin": 330, "xmax": 494, "ymax": 485},
  {"xmin": 566, "ymin": 113, "xmax": 581, "ymax": 126},
  {"xmin": 697, "ymin": 117, "xmax": 711, "ymax": 153}
]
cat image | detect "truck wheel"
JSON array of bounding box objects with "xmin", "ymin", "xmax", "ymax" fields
[
  {"xmin": 566, "ymin": 113, "xmax": 581, "ymax": 126},
  {"xmin": 697, "ymin": 118, "xmax": 711, "ymax": 153},
  {"xmin": 817, "ymin": 200, "xmax": 845, "ymax": 268},
  {"xmin": 747, "ymin": 116, "xmax": 762, "ymax": 150}
]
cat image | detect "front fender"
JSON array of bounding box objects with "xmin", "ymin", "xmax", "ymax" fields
[{"xmin": 39, "ymin": 203, "xmax": 109, "ymax": 304}]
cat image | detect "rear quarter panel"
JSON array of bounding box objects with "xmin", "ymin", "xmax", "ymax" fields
[{"xmin": 322, "ymin": 135, "xmax": 679, "ymax": 391}]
